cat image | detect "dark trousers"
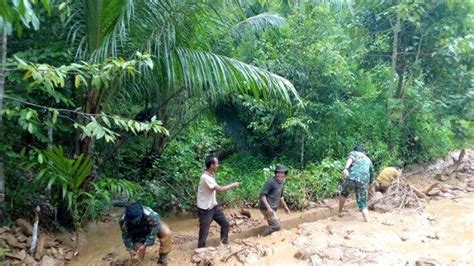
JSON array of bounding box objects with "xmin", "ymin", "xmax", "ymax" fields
[{"xmin": 197, "ymin": 206, "xmax": 229, "ymax": 248}]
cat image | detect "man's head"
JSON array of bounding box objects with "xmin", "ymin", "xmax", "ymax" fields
[
  {"xmin": 354, "ymin": 144, "xmax": 365, "ymax": 153},
  {"xmin": 125, "ymin": 203, "xmax": 143, "ymax": 225},
  {"xmin": 205, "ymin": 155, "xmax": 219, "ymax": 171},
  {"xmin": 274, "ymin": 165, "xmax": 288, "ymax": 182}
]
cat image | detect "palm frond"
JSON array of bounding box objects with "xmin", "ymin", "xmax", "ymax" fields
[
  {"xmin": 233, "ymin": 12, "xmax": 286, "ymax": 33},
  {"xmin": 69, "ymin": 0, "xmax": 133, "ymax": 61},
  {"xmin": 173, "ymin": 47, "xmax": 300, "ymax": 103}
]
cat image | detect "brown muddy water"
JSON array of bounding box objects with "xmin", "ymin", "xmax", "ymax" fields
[
  {"xmin": 71, "ymin": 193, "xmax": 474, "ymax": 265},
  {"xmin": 70, "ymin": 150, "xmax": 474, "ymax": 265},
  {"xmin": 70, "ymin": 198, "xmax": 346, "ymax": 265}
]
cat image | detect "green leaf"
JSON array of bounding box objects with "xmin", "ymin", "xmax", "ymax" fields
[
  {"xmin": 41, "ymin": 0, "xmax": 51, "ymax": 15},
  {"xmin": 101, "ymin": 114, "xmax": 111, "ymax": 127},
  {"xmin": 51, "ymin": 109, "xmax": 58, "ymax": 125},
  {"xmin": 37, "ymin": 168, "xmax": 47, "ymax": 179},
  {"xmin": 26, "ymin": 110, "xmax": 33, "ymax": 120},
  {"xmin": 27, "ymin": 123, "xmax": 34, "ymax": 133},
  {"xmin": 74, "ymin": 75, "xmax": 82, "ymax": 88},
  {"xmin": 67, "ymin": 193, "xmax": 73, "ymax": 210}
]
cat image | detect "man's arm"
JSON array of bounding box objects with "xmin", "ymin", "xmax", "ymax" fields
[
  {"xmin": 260, "ymin": 180, "xmax": 274, "ymax": 213},
  {"xmin": 213, "ymin": 182, "xmax": 239, "ymax": 192},
  {"xmin": 260, "ymin": 195, "xmax": 274, "ymax": 214},
  {"xmin": 342, "ymin": 158, "xmax": 353, "ymax": 177},
  {"xmin": 119, "ymin": 218, "xmax": 134, "ymax": 250},
  {"xmin": 202, "ymin": 175, "xmax": 239, "ymax": 192},
  {"xmin": 280, "ymin": 197, "xmax": 290, "ymax": 214},
  {"xmin": 144, "ymin": 210, "xmax": 161, "ymax": 247}
]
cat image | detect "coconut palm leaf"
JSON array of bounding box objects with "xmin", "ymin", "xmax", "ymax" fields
[
  {"xmin": 68, "ymin": 0, "xmax": 133, "ymax": 61},
  {"xmin": 232, "ymin": 12, "xmax": 286, "ymax": 33},
  {"xmin": 173, "ymin": 47, "xmax": 299, "ymax": 102}
]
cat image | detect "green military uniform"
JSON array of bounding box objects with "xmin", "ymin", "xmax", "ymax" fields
[
  {"xmin": 119, "ymin": 204, "xmax": 172, "ymax": 264},
  {"xmin": 119, "ymin": 206, "xmax": 161, "ymax": 250},
  {"xmin": 341, "ymin": 151, "xmax": 374, "ymax": 209}
]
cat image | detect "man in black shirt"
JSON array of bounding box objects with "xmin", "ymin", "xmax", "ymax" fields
[{"xmin": 259, "ymin": 165, "xmax": 290, "ymax": 236}]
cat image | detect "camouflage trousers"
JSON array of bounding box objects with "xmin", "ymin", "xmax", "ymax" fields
[
  {"xmin": 341, "ymin": 179, "xmax": 369, "ymax": 210},
  {"xmin": 133, "ymin": 222, "xmax": 173, "ymax": 255}
]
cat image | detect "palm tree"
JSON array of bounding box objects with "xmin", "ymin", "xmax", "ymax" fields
[{"xmin": 66, "ymin": 0, "xmax": 300, "ymax": 156}]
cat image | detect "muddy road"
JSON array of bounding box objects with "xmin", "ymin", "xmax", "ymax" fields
[
  {"xmin": 2, "ymin": 150, "xmax": 472, "ymax": 265},
  {"xmin": 69, "ymin": 150, "xmax": 474, "ymax": 265},
  {"xmin": 72, "ymin": 193, "xmax": 473, "ymax": 265}
]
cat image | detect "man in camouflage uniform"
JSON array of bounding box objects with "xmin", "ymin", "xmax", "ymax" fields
[
  {"xmin": 339, "ymin": 145, "xmax": 374, "ymax": 222},
  {"xmin": 119, "ymin": 203, "xmax": 172, "ymax": 264}
]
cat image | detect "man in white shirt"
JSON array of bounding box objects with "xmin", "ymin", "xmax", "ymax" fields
[{"xmin": 196, "ymin": 155, "xmax": 239, "ymax": 248}]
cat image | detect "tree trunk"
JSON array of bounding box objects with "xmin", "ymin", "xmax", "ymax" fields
[
  {"xmin": 389, "ymin": 12, "xmax": 400, "ymax": 105},
  {"xmin": 47, "ymin": 111, "xmax": 53, "ymax": 149},
  {"xmin": 395, "ymin": 68, "xmax": 404, "ymax": 100},
  {"xmin": 0, "ymin": 24, "xmax": 7, "ymax": 224},
  {"xmin": 79, "ymin": 89, "xmax": 101, "ymax": 156},
  {"xmin": 387, "ymin": 10, "xmax": 400, "ymax": 152},
  {"xmin": 300, "ymin": 131, "xmax": 305, "ymax": 170}
]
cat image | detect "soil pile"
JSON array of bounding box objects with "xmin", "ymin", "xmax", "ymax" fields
[
  {"xmin": 370, "ymin": 149, "xmax": 474, "ymax": 212},
  {"xmin": 192, "ymin": 239, "xmax": 272, "ymax": 265},
  {"xmin": 209, "ymin": 210, "xmax": 260, "ymax": 235}
]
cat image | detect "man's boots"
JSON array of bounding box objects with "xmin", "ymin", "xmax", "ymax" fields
[{"xmin": 158, "ymin": 253, "xmax": 168, "ymax": 265}]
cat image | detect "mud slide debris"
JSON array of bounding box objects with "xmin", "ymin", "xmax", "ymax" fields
[
  {"xmin": 0, "ymin": 219, "xmax": 77, "ymax": 265},
  {"xmin": 191, "ymin": 239, "xmax": 272, "ymax": 265}
]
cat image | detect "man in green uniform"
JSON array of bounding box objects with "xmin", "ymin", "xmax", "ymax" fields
[
  {"xmin": 339, "ymin": 145, "xmax": 374, "ymax": 222},
  {"xmin": 119, "ymin": 203, "xmax": 172, "ymax": 264}
]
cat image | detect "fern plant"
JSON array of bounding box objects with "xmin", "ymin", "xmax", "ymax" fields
[
  {"xmin": 37, "ymin": 146, "xmax": 94, "ymax": 229},
  {"xmin": 37, "ymin": 146, "xmax": 142, "ymax": 229}
]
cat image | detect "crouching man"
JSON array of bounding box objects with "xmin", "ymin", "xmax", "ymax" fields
[
  {"xmin": 119, "ymin": 203, "xmax": 172, "ymax": 265},
  {"xmin": 371, "ymin": 164, "xmax": 403, "ymax": 194},
  {"xmin": 259, "ymin": 165, "xmax": 290, "ymax": 236}
]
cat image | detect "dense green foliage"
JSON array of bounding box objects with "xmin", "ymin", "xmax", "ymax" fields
[{"xmin": 0, "ymin": 0, "xmax": 471, "ymax": 228}]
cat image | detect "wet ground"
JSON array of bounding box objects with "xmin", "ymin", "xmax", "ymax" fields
[
  {"xmin": 71, "ymin": 187, "xmax": 474, "ymax": 265},
  {"xmin": 71, "ymin": 149, "xmax": 474, "ymax": 265},
  {"xmin": 70, "ymin": 198, "xmax": 345, "ymax": 265},
  {"xmin": 71, "ymin": 191, "xmax": 474, "ymax": 265}
]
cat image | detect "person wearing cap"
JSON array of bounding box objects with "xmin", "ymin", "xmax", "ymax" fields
[
  {"xmin": 119, "ymin": 203, "xmax": 172, "ymax": 264},
  {"xmin": 339, "ymin": 145, "xmax": 374, "ymax": 222},
  {"xmin": 371, "ymin": 164, "xmax": 403, "ymax": 194},
  {"xmin": 196, "ymin": 155, "xmax": 240, "ymax": 248},
  {"xmin": 259, "ymin": 165, "xmax": 290, "ymax": 236}
]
